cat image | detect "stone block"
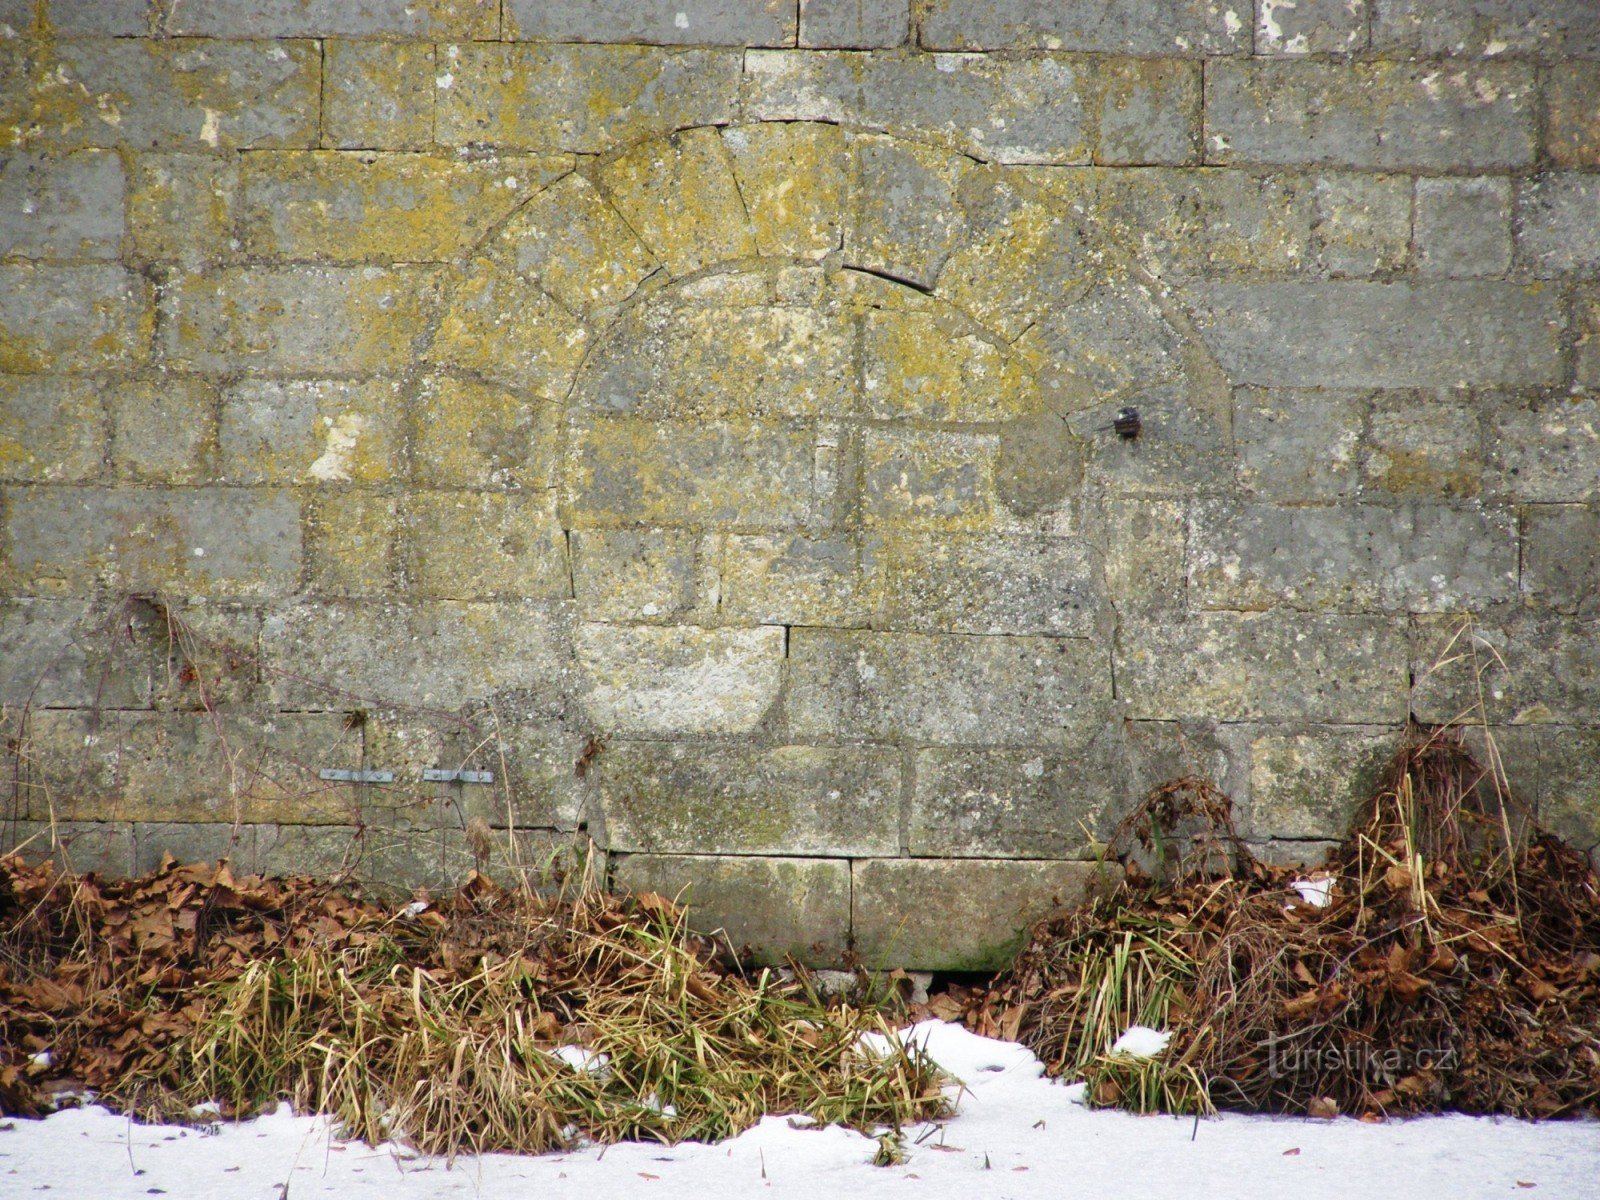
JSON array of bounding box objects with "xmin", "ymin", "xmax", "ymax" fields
[
  {"xmin": 786, "ymin": 628, "xmax": 1110, "ymax": 745},
  {"xmin": 1101, "ymin": 498, "xmax": 1186, "ymax": 615},
  {"xmin": 220, "ymin": 378, "xmax": 403, "ymax": 485},
  {"xmin": 1517, "ymin": 174, "xmax": 1600, "ymax": 276},
  {"xmin": 800, "ymin": 0, "xmax": 908, "ymax": 48},
  {"xmin": 24, "ymin": 39, "xmax": 319, "ymax": 152},
  {"xmin": 438, "ymin": 43, "xmax": 741, "ymax": 154},
  {"xmin": 405, "ymin": 491, "xmax": 569, "ymax": 602},
  {"xmin": 745, "ymin": 51, "xmax": 1092, "ymax": 166},
  {"xmin": 504, "ymin": 0, "xmax": 795, "ymax": 45},
  {"xmin": 861, "ymin": 309, "xmax": 1034, "ymax": 422},
  {"xmin": 860, "ymin": 427, "xmax": 1000, "ymax": 530},
  {"xmin": 908, "ymin": 742, "xmax": 1117, "ymax": 857},
  {"xmin": 306, "ymin": 492, "xmax": 397, "ymax": 596},
  {"xmin": 1542, "ymin": 728, "xmax": 1600, "ymax": 853},
  {"xmin": 251, "ymin": 821, "xmax": 505, "ymax": 893},
  {"xmin": 2, "ymin": 821, "xmax": 135, "ymax": 876},
  {"xmin": 571, "ymin": 529, "xmax": 700, "ymax": 623},
  {"xmin": 1188, "ymin": 281, "xmax": 1564, "ymax": 389},
  {"xmin": 0, "ymin": 265, "xmax": 150, "ymax": 373},
  {"xmin": 1063, "ymin": 387, "xmax": 1232, "ymax": 498},
  {"xmin": 240, "ymin": 152, "xmax": 570, "ymax": 263},
  {"xmin": 1233, "ymin": 387, "xmax": 1364, "ymax": 501},
  {"xmin": 1577, "ymin": 290, "xmax": 1600, "ymax": 393},
  {"xmin": 499, "ymin": 173, "xmax": 656, "ymax": 316},
  {"xmin": 1188, "ymin": 500, "xmax": 1517, "ymax": 614},
  {"xmin": 1312, "ymin": 174, "xmax": 1411, "ymax": 277},
  {"xmin": 845, "ymin": 135, "xmax": 971, "ymax": 289},
  {"xmin": 455, "ymin": 724, "xmax": 587, "ymax": 830},
  {"xmin": 597, "ymin": 128, "xmax": 755, "ymax": 277},
  {"xmin": 575, "ymin": 623, "xmax": 784, "ymax": 737},
  {"xmin": 142, "ymin": 600, "xmax": 265, "ymax": 713},
  {"xmin": 721, "ymin": 122, "xmax": 848, "ymax": 260},
  {"xmin": 1371, "ymin": 0, "xmax": 1600, "ymax": 59},
  {"xmin": 1021, "ymin": 276, "xmax": 1188, "ymax": 401},
  {"xmin": 867, "ymin": 532, "xmax": 1102, "ymax": 637},
  {"xmin": 0, "ymin": 375, "xmax": 105, "ymax": 482},
  {"xmin": 612, "ymin": 853, "xmax": 851, "ymax": 966},
  {"xmin": 0, "ymin": 150, "xmax": 124, "ymax": 260},
  {"xmin": 1364, "ymin": 391, "xmax": 1483, "ymax": 499},
  {"xmin": 1548, "ymin": 63, "xmax": 1600, "ymax": 170},
  {"xmin": 717, "ymin": 533, "xmax": 869, "ymax": 627},
  {"xmin": 1248, "ymin": 726, "xmax": 1394, "ymax": 841},
  {"xmin": 1485, "ymin": 393, "xmax": 1600, "ymax": 503},
  {"xmin": 426, "ymin": 266, "xmax": 588, "ymax": 390},
  {"xmin": 110, "ymin": 377, "xmax": 215, "ymax": 485},
  {"xmin": 1117, "ymin": 611, "xmax": 1409, "ymax": 723},
  {"xmin": 36, "ymin": 1, "xmax": 148, "ymax": 35},
  {"xmin": 852, "ymin": 858, "xmax": 1100, "ymax": 970},
  {"xmin": 918, "ymin": 0, "xmax": 1249, "ymax": 54},
  {"xmin": 169, "ymin": 0, "xmax": 496, "ymax": 37},
  {"xmin": 1414, "ymin": 178, "xmax": 1512, "ymax": 279},
  {"xmin": 133, "ymin": 823, "xmax": 252, "ymax": 875},
  {"xmin": 1205, "ymin": 61, "xmax": 1535, "ymax": 171},
  {"xmin": 263, "ymin": 600, "xmax": 571, "ymax": 713},
  {"xmin": 162, "ymin": 266, "xmax": 439, "ymax": 374},
  {"xmin": 599, "ymin": 741, "xmax": 899, "ymax": 856},
  {"xmin": 128, "ymin": 154, "xmax": 239, "ymax": 267},
  {"xmin": 1092, "ymin": 58, "xmax": 1200, "ymax": 167},
  {"xmin": 1121, "ymin": 719, "xmax": 1252, "ymax": 813},
  {"xmin": 1255, "ymin": 0, "xmax": 1367, "ymax": 55},
  {"xmin": 413, "ymin": 376, "xmax": 560, "ymax": 491},
  {"xmin": 1521, "ymin": 505, "xmax": 1600, "ymax": 616},
  {"xmin": 4, "ymin": 487, "xmax": 300, "ymax": 599},
  {"xmin": 566, "ymin": 415, "xmax": 821, "ymax": 530},
  {"xmin": 323, "ymin": 40, "xmax": 436, "ymax": 150},
  {"xmin": 1411, "ymin": 612, "xmax": 1600, "ymax": 727},
  {"xmin": 0, "ymin": 598, "xmax": 145, "ymax": 709}
]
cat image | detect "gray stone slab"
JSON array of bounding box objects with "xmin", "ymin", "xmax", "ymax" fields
[
  {"xmin": 1517, "ymin": 174, "xmax": 1600, "ymax": 276},
  {"xmin": 800, "ymin": 0, "xmax": 908, "ymax": 48},
  {"xmin": 1206, "ymin": 60, "xmax": 1535, "ymax": 170},
  {"xmin": 598, "ymin": 741, "xmax": 900, "ymax": 855},
  {"xmin": 167, "ymin": 0, "xmax": 497, "ymax": 37},
  {"xmin": 918, "ymin": 0, "xmax": 1249, "ymax": 54},
  {"xmin": 1233, "ymin": 388, "xmax": 1366, "ymax": 501},
  {"xmin": 133, "ymin": 822, "xmax": 251, "ymax": 874},
  {"xmin": 1247, "ymin": 725, "xmax": 1394, "ymax": 841},
  {"xmin": 0, "ymin": 375, "xmax": 106, "ymax": 483},
  {"xmin": 0, "ymin": 265, "xmax": 150, "ymax": 372},
  {"xmin": 1254, "ymin": 0, "xmax": 1367, "ymax": 55},
  {"xmin": 0, "ymin": 151, "xmax": 124, "ymax": 261},
  {"xmin": 852, "ymin": 858, "xmax": 1101, "ymax": 970},
  {"xmin": 571, "ymin": 529, "xmax": 701, "ymax": 623},
  {"xmin": 1311, "ymin": 174, "xmax": 1411, "ymax": 277},
  {"xmin": 323, "ymin": 40, "xmax": 437, "ymax": 150},
  {"xmin": 0, "ymin": 599, "xmax": 133, "ymax": 708},
  {"xmin": 786, "ymin": 629, "xmax": 1111, "ymax": 746},
  {"xmin": 1117, "ymin": 610, "xmax": 1409, "ymax": 723},
  {"xmin": 45, "ymin": 1, "xmax": 152, "ymax": 35},
  {"xmin": 1521, "ymin": 505, "xmax": 1600, "ymax": 616},
  {"xmin": 1542, "ymin": 728, "xmax": 1600, "ymax": 854},
  {"xmin": 1411, "ymin": 611, "xmax": 1600, "ymax": 727},
  {"xmin": 1093, "ymin": 58, "xmax": 1201, "ymax": 166},
  {"xmin": 1121, "ymin": 719, "xmax": 1253, "ymax": 815},
  {"xmin": 1548, "ymin": 63, "xmax": 1600, "ymax": 170},
  {"xmin": 1485, "ymin": 393, "xmax": 1600, "ymax": 503},
  {"xmin": 1064, "ymin": 386, "xmax": 1233, "ymax": 497},
  {"xmin": 2, "ymin": 821, "xmax": 135, "ymax": 876},
  {"xmin": 1188, "ymin": 281, "xmax": 1565, "ymax": 389},
  {"xmin": 1364, "ymin": 391, "xmax": 1484, "ymax": 500},
  {"xmin": 612, "ymin": 853, "xmax": 851, "ymax": 966},
  {"xmin": 505, "ymin": 0, "xmax": 794, "ymax": 45},
  {"xmin": 1371, "ymin": 0, "xmax": 1600, "ymax": 59},
  {"xmin": 1415, "ymin": 178, "xmax": 1512, "ymax": 279}
]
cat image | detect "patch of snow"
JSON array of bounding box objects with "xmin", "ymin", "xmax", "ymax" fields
[
  {"xmin": 1111, "ymin": 1025, "xmax": 1173, "ymax": 1058},
  {"xmin": 1292, "ymin": 878, "xmax": 1335, "ymax": 908}
]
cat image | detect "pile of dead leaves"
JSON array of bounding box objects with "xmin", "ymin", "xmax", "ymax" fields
[
  {"xmin": 974, "ymin": 724, "xmax": 1600, "ymax": 1120},
  {"xmin": 0, "ymin": 858, "xmax": 949, "ymax": 1155}
]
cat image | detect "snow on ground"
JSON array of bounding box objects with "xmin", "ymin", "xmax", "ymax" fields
[{"xmin": 3, "ymin": 1022, "xmax": 1596, "ymax": 1200}]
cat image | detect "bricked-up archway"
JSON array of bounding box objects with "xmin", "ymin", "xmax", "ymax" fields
[{"xmin": 412, "ymin": 121, "xmax": 1235, "ymax": 968}]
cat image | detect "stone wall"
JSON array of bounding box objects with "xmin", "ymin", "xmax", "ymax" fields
[{"xmin": 2, "ymin": 1, "xmax": 1597, "ymax": 969}]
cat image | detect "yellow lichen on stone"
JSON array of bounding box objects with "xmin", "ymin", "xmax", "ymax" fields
[
  {"xmin": 721, "ymin": 122, "xmax": 847, "ymax": 260},
  {"xmin": 862, "ymin": 309, "xmax": 1034, "ymax": 422},
  {"xmin": 222, "ymin": 379, "xmax": 403, "ymax": 485},
  {"xmin": 427, "ymin": 258, "xmax": 589, "ymax": 386},
  {"xmin": 405, "ymin": 490, "xmax": 570, "ymax": 600},
  {"xmin": 413, "ymin": 375, "xmax": 560, "ymax": 491},
  {"xmin": 130, "ymin": 154, "xmax": 238, "ymax": 266},
  {"xmin": 860, "ymin": 427, "xmax": 1000, "ymax": 531},
  {"xmin": 598, "ymin": 127, "xmax": 757, "ymax": 276},
  {"xmin": 501, "ymin": 172, "xmax": 658, "ymax": 314},
  {"xmin": 0, "ymin": 376, "xmax": 103, "ymax": 481},
  {"xmin": 308, "ymin": 491, "xmax": 399, "ymax": 596}
]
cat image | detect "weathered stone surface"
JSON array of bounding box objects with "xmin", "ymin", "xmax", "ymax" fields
[
  {"xmin": 0, "ymin": 598, "xmax": 144, "ymax": 708},
  {"xmin": 1411, "ymin": 612, "xmax": 1600, "ymax": 727},
  {"xmin": 1517, "ymin": 174, "xmax": 1600, "ymax": 276},
  {"xmin": 1021, "ymin": 277, "xmax": 1187, "ymax": 401},
  {"xmin": 1233, "ymin": 387, "xmax": 1364, "ymax": 501},
  {"xmin": 110, "ymin": 377, "xmax": 214, "ymax": 485},
  {"xmin": 0, "ymin": 265, "xmax": 150, "ymax": 372},
  {"xmin": 133, "ymin": 823, "xmax": 251, "ymax": 875},
  {"xmin": 502, "ymin": 173, "xmax": 657, "ymax": 315},
  {"xmin": 745, "ymin": 51, "xmax": 1093, "ymax": 165},
  {"xmin": 845, "ymin": 135, "xmax": 970, "ymax": 289},
  {"xmin": 599, "ymin": 742, "xmax": 899, "ymax": 855},
  {"xmin": 599, "ymin": 128, "xmax": 756, "ymax": 277},
  {"xmin": 1542, "ymin": 728, "xmax": 1600, "ymax": 854},
  {"xmin": 1255, "ymin": 0, "xmax": 1367, "ymax": 55},
  {"xmin": 1548, "ymin": 63, "xmax": 1600, "ymax": 170},
  {"xmin": 306, "ymin": 492, "xmax": 398, "ymax": 597},
  {"xmin": 264, "ymin": 601, "xmax": 570, "ymax": 712},
  {"xmin": 0, "ymin": 375, "xmax": 104, "ymax": 482},
  {"xmin": 1364, "ymin": 392, "xmax": 1483, "ymax": 499},
  {"xmin": 1063, "ymin": 387, "xmax": 1232, "ymax": 497},
  {"xmin": 1093, "ymin": 58, "xmax": 1200, "ymax": 166},
  {"xmin": 612, "ymin": 854, "xmax": 851, "ymax": 966},
  {"xmin": 1370, "ymin": 0, "xmax": 1600, "ymax": 59},
  {"xmin": 1414, "ymin": 178, "xmax": 1512, "ymax": 279},
  {"xmin": 220, "ymin": 379, "xmax": 403, "ymax": 485},
  {"xmin": 505, "ymin": 0, "xmax": 795, "ymax": 45},
  {"xmin": 786, "ymin": 629, "xmax": 1109, "ymax": 745},
  {"xmin": 909, "ymin": 742, "xmax": 1116, "ymax": 857},
  {"xmin": 323, "ymin": 40, "xmax": 436, "ymax": 150},
  {"xmin": 1312, "ymin": 174, "xmax": 1411, "ymax": 277},
  {"xmin": 722, "ymin": 123, "xmax": 848, "ymax": 260},
  {"xmin": 853, "ymin": 858, "xmax": 1100, "ymax": 970},
  {"xmin": 169, "ymin": 0, "xmax": 497, "ymax": 37},
  {"xmin": 1189, "ymin": 282, "xmax": 1564, "ymax": 389},
  {"xmin": 240, "ymin": 152, "xmax": 570, "ymax": 263},
  {"xmin": 860, "ymin": 427, "xmax": 1000, "ymax": 530},
  {"xmin": 1485, "ymin": 393, "xmax": 1600, "ymax": 503},
  {"xmin": 405, "ymin": 491, "xmax": 570, "ymax": 601},
  {"xmin": 572, "ymin": 529, "xmax": 700, "ymax": 622},
  {"xmin": 128, "ymin": 154, "xmax": 238, "ymax": 266},
  {"xmin": 800, "ymin": 0, "xmax": 908, "ymax": 48},
  {"xmin": 251, "ymin": 822, "xmax": 549, "ymax": 892},
  {"xmin": 0, "ymin": 150, "xmax": 124, "ymax": 260},
  {"xmin": 2, "ymin": 821, "xmax": 135, "ymax": 876},
  {"xmin": 717, "ymin": 534, "xmax": 868, "ymax": 627},
  {"xmin": 1117, "ymin": 611, "xmax": 1409, "ymax": 723},
  {"xmin": 1248, "ymin": 726, "xmax": 1394, "ymax": 841},
  {"xmin": 1122, "ymin": 719, "xmax": 1252, "ymax": 812},
  {"xmin": 162, "ymin": 266, "xmax": 439, "ymax": 374},
  {"xmin": 4, "ymin": 487, "xmax": 301, "ymax": 599},
  {"xmin": 10, "ymin": 39, "xmax": 320, "ymax": 152},
  {"xmin": 868, "ymin": 533, "xmax": 1102, "ymax": 636},
  {"xmin": 1101, "ymin": 498, "xmax": 1185, "ymax": 615},
  {"xmin": 413, "ymin": 376, "xmax": 560, "ymax": 491},
  {"xmin": 1521, "ymin": 505, "xmax": 1600, "ymax": 616},
  {"xmin": 576, "ymin": 624, "xmax": 783, "ymax": 736},
  {"xmin": 861, "ymin": 309, "xmax": 1034, "ymax": 421},
  {"xmin": 427, "ymin": 262, "xmax": 588, "ymax": 387},
  {"xmin": 1206, "ymin": 61, "xmax": 1535, "ymax": 170},
  {"xmin": 1576, "ymin": 290, "xmax": 1600, "ymax": 394},
  {"xmin": 918, "ymin": 0, "xmax": 1249, "ymax": 54},
  {"xmin": 439, "ymin": 44, "xmax": 741, "ymax": 153}
]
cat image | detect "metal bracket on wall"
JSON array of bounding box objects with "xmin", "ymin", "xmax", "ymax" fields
[
  {"xmin": 319, "ymin": 769, "xmax": 395, "ymax": 784},
  {"xmin": 422, "ymin": 769, "xmax": 495, "ymax": 784}
]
